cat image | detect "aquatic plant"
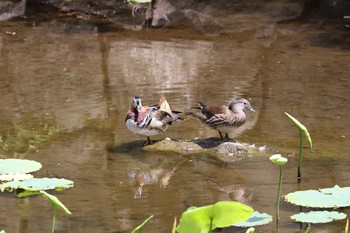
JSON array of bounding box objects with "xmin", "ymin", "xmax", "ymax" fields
[
  {"xmin": 285, "ymin": 185, "xmax": 350, "ymax": 230},
  {"xmin": 18, "ymin": 189, "xmax": 71, "ymax": 233},
  {"xmin": 345, "ymin": 218, "xmax": 349, "ymax": 233},
  {"xmin": 245, "ymin": 227, "xmax": 255, "ymax": 233},
  {"xmin": 0, "ymin": 158, "xmax": 73, "ymax": 233},
  {"xmin": 0, "ymin": 121, "xmax": 60, "ymax": 158},
  {"xmin": 0, "ymin": 158, "xmax": 42, "ymax": 174},
  {"xmin": 172, "ymin": 217, "xmax": 177, "ymax": 233},
  {"xmin": 291, "ymin": 211, "xmax": 346, "ymax": 223},
  {"xmin": 233, "ymin": 211, "xmax": 273, "ymax": 227},
  {"xmin": 131, "ymin": 215, "xmax": 154, "ymax": 233},
  {"xmin": 269, "ymin": 154, "xmax": 288, "ymax": 223},
  {"xmin": 176, "ymin": 201, "xmax": 254, "ymax": 233},
  {"xmin": 284, "ymin": 112, "xmax": 312, "ymax": 182},
  {"xmin": 2, "ymin": 177, "xmax": 74, "ymax": 194},
  {"xmin": 285, "ymin": 185, "xmax": 350, "ymax": 208}
]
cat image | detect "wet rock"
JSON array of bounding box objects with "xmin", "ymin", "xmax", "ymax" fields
[
  {"xmin": 0, "ymin": 0, "xmax": 26, "ymax": 21},
  {"xmin": 143, "ymin": 138, "xmax": 259, "ymax": 158}
]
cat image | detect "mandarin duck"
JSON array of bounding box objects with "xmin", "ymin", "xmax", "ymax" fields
[
  {"xmin": 125, "ymin": 96, "xmax": 182, "ymax": 145},
  {"xmin": 186, "ymin": 98, "xmax": 255, "ymax": 140}
]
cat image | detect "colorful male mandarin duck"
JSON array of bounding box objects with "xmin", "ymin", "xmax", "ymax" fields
[
  {"xmin": 186, "ymin": 98, "xmax": 255, "ymax": 140},
  {"xmin": 125, "ymin": 96, "xmax": 182, "ymax": 145}
]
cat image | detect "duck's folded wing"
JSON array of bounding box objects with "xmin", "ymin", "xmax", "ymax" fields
[{"xmin": 185, "ymin": 112, "xmax": 208, "ymax": 124}]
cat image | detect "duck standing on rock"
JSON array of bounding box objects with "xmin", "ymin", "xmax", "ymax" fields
[
  {"xmin": 125, "ymin": 96, "xmax": 182, "ymax": 145},
  {"xmin": 186, "ymin": 98, "xmax": 255, "ymax": 140}
]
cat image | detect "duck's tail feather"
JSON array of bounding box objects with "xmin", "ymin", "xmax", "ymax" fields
[{"xmin": 159, "ymin": 97, "xmax": 174, "ymax": 118}]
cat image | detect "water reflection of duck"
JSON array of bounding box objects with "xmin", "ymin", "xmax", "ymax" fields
[
  {"xmin": 125, "ymin": 96, "xmax": 182, "ymax": 145},
  {"xmin": 186, "ymin": 98, "xmax": 255, "ymax": 140}
]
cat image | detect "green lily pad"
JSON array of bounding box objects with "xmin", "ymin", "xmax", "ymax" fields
[
  {"xmin": 233, "ymin": 211, "xmax": 273, "ymax": 227},
  {"xmin": 0, "ymin": 159, "xmax": 42, "ymax": 174},
  {"xmin": 291, "ymin": 211, "xmax": 347, "ymax": 223},
  {"xmin": 2, "ymin": 178, "xmax": 74, "ymax": 192},
  {"xmin": 0, "ymin": 173, "xmax": 33, "ymax": 182},
  {"xmin": 285, "ymin": 185, "xmax": 350, "ymax": 208},
  {"xmin": 177, "ymin": 201, "xmax": 254, "ymax": 233}
]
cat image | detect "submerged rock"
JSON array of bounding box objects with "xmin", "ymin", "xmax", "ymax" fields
[{"xmin": 143, "ymin": 137, "xmax": 262, "ymax": 159}]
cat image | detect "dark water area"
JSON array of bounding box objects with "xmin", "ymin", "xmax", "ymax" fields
[{"xmin": 0, "ymin": 2, "xmax": 350, "ymax": 232}]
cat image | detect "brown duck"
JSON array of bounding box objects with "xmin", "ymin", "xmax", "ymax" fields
[{"xmin": 186, "ymin": 98, "xmax": 255, "ymax": 140}]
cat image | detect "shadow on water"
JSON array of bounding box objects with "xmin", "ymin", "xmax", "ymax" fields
[{"xmin": 107, "ymin": 140, "xmax": 149, "ymax": 154}]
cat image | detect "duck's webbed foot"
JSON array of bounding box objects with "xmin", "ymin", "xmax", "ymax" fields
[
  {"xmin": 143, "ymin": 136, "xmax": 153, "ymax": 146},
  {"xmin": 224, "ymin": 133, "xmax": 236, "ymax": 142}
]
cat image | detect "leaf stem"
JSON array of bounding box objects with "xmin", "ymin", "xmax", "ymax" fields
[
  {"xmin": 52, "ymin": 207, "xmax": 56, "ymax": 233},
  {"xmin": 209, "ymin": 217, "xmax": 213, "ymax": 233},
  {"xmin": 298, "ymin": 130, "xmax": 302, "ymax": 182},
  {"xmin": 276, "ymin": 165, "xmax": 283, "ymax": 224}
]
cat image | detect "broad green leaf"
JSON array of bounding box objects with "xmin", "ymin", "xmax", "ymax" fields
[
  {"xmin": 40, "ymin": 191, "xmax": 71, "ymax": 214},
  {"xmin": 177, "ymin": 205, "xmax": 212, "ymax": 233},
  {"xmin": 291, "ymin": 211, "xmax": 346, "ymax": 223},
  {"xmin": 131, "ymin": 215, "xmax": 153, "ymax": 233},
  {"xmin": 211, "ymin": 201, "xmax": 254, "ymax": 228},
  {"xmin": 284, "ymin": 112, "xmax": 313, "ymax": 148},
  {"xmin": 2, "ymin": 178, "xmax": 74, "ymax": 192},
  {"xmin": 285, "ymin": 185, "xmax": 350, "ymax": 208},
  {"xmin": 177, "ymin": 201, "xmax": 254, "ymax": 233},
  {"xmin": 233, "ymin": 211, "xmax": 273, "ymax": 227},
  {"xmin": 0, "ymin": 159, "xmax": 42, "ymax": 174}
]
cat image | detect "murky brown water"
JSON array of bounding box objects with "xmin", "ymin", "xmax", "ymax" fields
[{"xmin": 0, "ymin": 13, "xmax": 350, "ymax": 233}]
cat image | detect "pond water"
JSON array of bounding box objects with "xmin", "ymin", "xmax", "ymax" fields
[{"xmin": 0, "ymin": 11, "xmax": 350, "ymax": 233}]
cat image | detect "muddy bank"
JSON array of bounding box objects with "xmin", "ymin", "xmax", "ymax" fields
[{"xmin": 1, "ymin": 0, "xmax": 349, "ymax": 36}]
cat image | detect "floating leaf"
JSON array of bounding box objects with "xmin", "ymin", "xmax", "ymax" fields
[
  {"xmin": 40, "ymin": 190, "xmax": 71, "ymax": 214},
  {"xmin": 177, "ymin": 201, "xmax": 254, "ymax": 233},
  {"xmin": 291, "ymin": 211, "xmax": 346, "ymax": 223},
  {"xmin": 285, "ymin": 185, "xmax": 350, "ymax": 208},
  {"xmin": 233, "ymin": 211, "xmax": 273, "ymax": 227},
  {"xmin": 284, "ymin": 112, "xmax": 312, "ymax": 148},
  {"xmin": 131, "ymin": 215, "xmax": 153, "ymax": 233},
  {"xmin": 0, "ymin": 173, "xmax": 33, "ymax": 182},
  {"xmin": 0, "ymin": 159, "xmax": 42, "ymax": 174},
  {"xmin": 2, "ymin": 178, "xmax": 74, "ymax": 192}
]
